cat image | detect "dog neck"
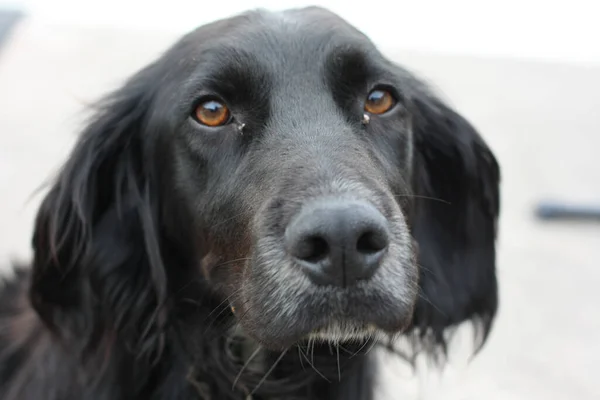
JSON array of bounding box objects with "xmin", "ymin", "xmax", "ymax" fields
[
  {"xmin": 181, "ymin": 323, "xmax": 378, "ymax": 400},
  {"xmin": 186, "ymin": 326, "xmax": 266, "ymax": 399}
]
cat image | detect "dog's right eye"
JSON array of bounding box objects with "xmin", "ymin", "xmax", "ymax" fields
[
  {"xmin": 193, "ymin": 99, "xmax": 232, "ymax": 127},
  {"xmin": 364, "ymin": 89, "xmax": 396, "ymax": 115}
]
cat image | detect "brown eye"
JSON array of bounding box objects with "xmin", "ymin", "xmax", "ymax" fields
[
  {"xmin": 364, "ymin": 89, "xmax": 395, "ymax": 115},
  {"xmin": 194, "ymin": 99, "xmax": 231, "ymax": 127}
]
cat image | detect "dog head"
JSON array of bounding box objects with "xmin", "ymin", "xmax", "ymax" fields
[{"xmin": 29, "ymin": 7, "xmax": 500, "ymax": 357}]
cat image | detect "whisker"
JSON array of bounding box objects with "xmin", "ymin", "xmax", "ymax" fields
[
  {"xmin": 210, "ymin": 211, "xmax": 247, "ymax": 229},
  {"xmin": 178, "ymin": 298, "xmax": 203, "ymax": 307},
  {"xmin": 393, "ymin": 193, "xmax": 451, "ymax": 205},
  {"xmin": 210, "ymin": 257, "xmax": 252, "ymax": 270},
  {"xmin": 203, "ymin": 295, "xmax": 249, "ymax": 336},
  {"xmin": 145, "ymin": 261, "xmax": 249, "ymax": 341},
  {"xmin": 416, "ymin": 262, "xmax": 435, "ymax": 275},
  {"xmin": 235, "ymin": 283, "xmax": 279, "ymax": 325},
  {"xmin": 338, "ymin": 344, "xmax": 356, "ymax": 356},
  {"xmin": 336, "ymin": 344, "xmax": 341, "ymax": 382},
  {"xmin": 207, "ymin": 287, "xmax": 244, "ymax": 318},
  {"xmin": 365, "ymin": 334, "xmax": 379, "ymax": 355},
  {"xmin": 234, "ymin": 297, "xmax": 257, "ymax": 324},
  {"xmin": 232, "ymin": 345, "xmax": 263, "ymax": 391},
  {"xmin": 205, "ymin": 299, "xmax": 238, "ymax": 327},
  {"xmin": 250, "ymin": 349, "xmax": 288, "ymax": 395},
  {"xmin": 350, "ymin": 338, "xmax": 371, "ymax": 358},
  {"xmin": 298, "ymin": 347, "xmax": 330, "ymax": 382},
  {"xmin": 418, "ymin": 292, "xmax": 447, "ymax": 317},
  {"xmin": 297, "ymin": 345, "xmax": 306, "ymax": 371},
  {"xmin": 170, "ymin": 277, "xmax": 204, "ymax": 298}
]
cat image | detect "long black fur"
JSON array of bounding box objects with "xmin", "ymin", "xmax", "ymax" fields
[{"xmin": 0, "ymin": 7, "xmax": 500, "ymax": 400}]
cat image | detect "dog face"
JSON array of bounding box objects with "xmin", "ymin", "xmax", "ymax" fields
[
  {"xmin": 29, "ymin": 7, "xmax": 500, "ymax": 357},
  {"xmin": 162, "ymin": 9, "xmax": 420, "ymax": 349}
]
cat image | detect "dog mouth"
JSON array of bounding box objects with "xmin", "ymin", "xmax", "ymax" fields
[{"xmin": 231, "ymin": 277, "xmax": 416, "ymax": 350}]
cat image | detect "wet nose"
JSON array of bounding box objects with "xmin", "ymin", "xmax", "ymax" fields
[{"xmin": 285, "ymin": 199, "xmax": 390, "ymax": 288}]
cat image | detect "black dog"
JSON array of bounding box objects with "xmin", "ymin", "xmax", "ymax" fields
[{"xmin": 0, "ymin": 7, "xmax": 500, "ymax": 400}]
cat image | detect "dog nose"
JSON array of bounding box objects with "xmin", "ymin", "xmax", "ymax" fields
[{"xmin": 285, "ymin": 199, "xmax": 390, "ymax": 288}]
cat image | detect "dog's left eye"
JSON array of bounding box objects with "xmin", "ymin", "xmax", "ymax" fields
[
  {"xmin": 364, "ymin": 89, "xmax": 396, "ymax": 115},
  {"xmin": 193, "ymin": 99, "xmax": 232, "ymax": 127}
]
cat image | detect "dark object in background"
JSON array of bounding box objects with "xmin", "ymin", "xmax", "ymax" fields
[
  {"xmin": 535, "ymin": 201, "xmax": 600, "ymax": 221},
  {"xmin": 0, "ymin": 9, "xmax": 22, "ymax": 51}
]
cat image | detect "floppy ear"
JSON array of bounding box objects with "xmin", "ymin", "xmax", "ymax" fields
[
  {"xmin": 29, "ymin": 63, "xmax": 168, "ymax": 362},
  {"xmin": 408, "ymin": 92, "xmax": 501, "ymax": 352}
]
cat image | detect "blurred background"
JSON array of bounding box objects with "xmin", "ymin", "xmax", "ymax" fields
[{"xmin": 0, "ymin": 1, "xmax": 598, "ymax": 399}]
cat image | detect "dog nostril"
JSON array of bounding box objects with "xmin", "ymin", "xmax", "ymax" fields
[
  {"xmin": 302, "ymin": 236, "xmax": 329, "ymax": 263},
  {"xmin": 356, "ymin": 230, "xmax": 389, "ymax": 254},
  {"xmin": 299, "ymin": 236, "xmax": 329, "ymax": 263}
]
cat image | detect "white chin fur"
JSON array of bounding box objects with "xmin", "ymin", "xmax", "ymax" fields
[{"xmin": 307, "ymin": 322, "xmax": 386, "ymax": 343}]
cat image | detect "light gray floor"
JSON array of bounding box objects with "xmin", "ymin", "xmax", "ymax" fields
[{"xmin": 1, "ymin": 20, "xmax": 599, "ymax": 400}]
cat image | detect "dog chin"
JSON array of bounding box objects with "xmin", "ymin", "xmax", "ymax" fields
[{"xmin": 306, "ymin": 321, "xmax": 385, "ymax": 344}]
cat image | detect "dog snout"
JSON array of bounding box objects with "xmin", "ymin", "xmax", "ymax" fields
[{"xmin": 284, "ymin": 199, "xmax": 390, "ymax": 288}]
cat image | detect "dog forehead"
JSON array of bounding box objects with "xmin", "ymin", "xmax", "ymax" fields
[
  {"xmin": 159, "ymin": 8, "xmax": 382, "ymax": 114},
  {"xmin": 182, "ymin": 7, "xmax": 373, "ymax": 65}
]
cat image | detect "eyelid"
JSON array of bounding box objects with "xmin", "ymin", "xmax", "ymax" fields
[
  {"xmin": 191, "ymin": 94, "xmax": 227, "ymax": 113},
  {"xmin": 367, "ymin": 84, "xmax": 399, "ymax": 101}
]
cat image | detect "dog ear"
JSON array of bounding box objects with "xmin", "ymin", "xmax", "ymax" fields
[
  {"xmin": 29, "ymin": 62, "xmax": 168, "ymax": 362},
  {"xmin": 408, "ymin": 92, "xmax": 501, "ymax": 353}
]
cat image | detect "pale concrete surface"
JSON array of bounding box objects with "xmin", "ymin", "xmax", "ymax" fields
[{"xmin": 1, "ymin": 20, "xmax": 599, "ymax": 399}]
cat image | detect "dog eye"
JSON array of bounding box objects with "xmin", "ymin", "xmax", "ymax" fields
[
  {"xmin": 194, "ymin": 99, "xmax": 231, "ymax": 127},
  {"xmin": 364, "ymin": 89, "xmax": 396, "ymax": 115}
]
